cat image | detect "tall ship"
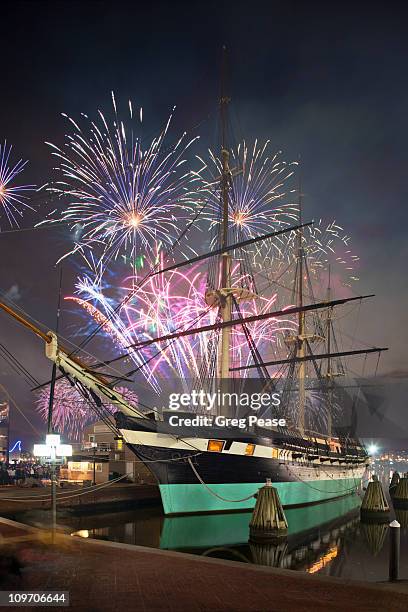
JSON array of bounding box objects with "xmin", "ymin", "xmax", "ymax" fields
[
  {"xmin": 0, "ymin": 64, "xmax": 387, "ymax": 516},
  {"xmin": 107, "ymin": 69, "xmax": 385, "ymax": 515}
]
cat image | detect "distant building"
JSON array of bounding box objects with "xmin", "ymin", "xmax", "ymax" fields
[
  {"xmin": 0, "ymin": 401, "xmax": 9, "ymax": 463},
  {"xmin": 74, "ymin": 418, "xmax": 155, "ymax": 484}
]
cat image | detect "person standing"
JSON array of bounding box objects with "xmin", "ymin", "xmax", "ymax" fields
[{"xmin": 7, "ymin": 466, "xmax": 15, "ymax": 484}]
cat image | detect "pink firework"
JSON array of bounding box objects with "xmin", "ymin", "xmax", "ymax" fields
[
  {"xmin": 35, "ymin": 378, "xmax": 138, "ymax": 440},
  {"xmin": 70, "ymin": 251, "xmax": 296, "ymax": 384}
]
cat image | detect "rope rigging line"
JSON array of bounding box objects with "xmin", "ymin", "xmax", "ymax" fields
[
  {"xmin": 70, "ymin": 196, "xmax": 211, "ymax": 357},
  {"xmin": 0, "ymin": 343, "xmax": 40, "ymax": 388},
  {"xmin": 187, "ymin": 458, "xmax": 257, "ymax": 503}
]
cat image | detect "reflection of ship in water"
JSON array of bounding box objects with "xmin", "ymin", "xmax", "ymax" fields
[
  {"xmin": 159, "ymin": 494, "xmax": 361, "ymax": 573},
  {"xmin": 360, "ymin": 521, "xmax": 388, "ymax": 556},
  {"xmin": 395, "ymin": 508, "xmax": 408, "ymax": 529},
  {"xmin": 67, "ymin": 494, "xmax": 361, "ymax": 573},
  {"xmin": 68, "ymin": 492, "xmax": 408, "ymax": 577}
]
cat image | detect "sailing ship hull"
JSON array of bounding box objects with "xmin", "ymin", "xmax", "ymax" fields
[{"xmin": 117, "ymin": 417, "xmax": 368, "ymax": 515}]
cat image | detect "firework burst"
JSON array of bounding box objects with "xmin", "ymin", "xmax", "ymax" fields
[
  {"xmin": 254, "ymin": 219, "xmax": 360, "ymax": 292},
  {"xmin": 69, "ymin": 251, "xmax": 296, "ymax": 385},
  {"xmin": 35, "ymin": 378, "xmax": 138, "ymax": 440},
  {"xmin": 44, "ymin": 93, "xmax": 201, "ymax": 273},
  {"xmin": 195, "ymin": 140, "xmax": 298, "ymax": 247},
  {"xmin": 0, "ymin": 141, "xmax": 36, "ymax": 229}
]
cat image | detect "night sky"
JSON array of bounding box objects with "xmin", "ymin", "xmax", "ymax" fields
[{"xmin": 0, "ymin": 0, "xmax": 407, "ymax": 448}]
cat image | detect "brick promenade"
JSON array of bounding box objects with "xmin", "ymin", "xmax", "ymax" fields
[{"xmin": 1, "ymin": 518, "xmax": 408, "ymax": 612}]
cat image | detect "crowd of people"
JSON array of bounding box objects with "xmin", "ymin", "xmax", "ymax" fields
[{"xmin": 0, "ymin": 461, "xmax": 57, "ymax": 486}]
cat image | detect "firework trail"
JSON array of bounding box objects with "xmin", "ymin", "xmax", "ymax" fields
[
  {"xmin": 0, "ymin": 142, "xmax": 36, "ymax": 229},
  {"xmin": 195, "ymin": 140, "xmax": 298, "ymax": 247},
  {"xmin": 69, "ymin": 251, "xmax": 296, "ymax": 384},
  {"xmin": 196, "ymin": 141, "xmax": 358, "ymax": 289},
  {"xmin": 65, "ymin": 272, "xmax": 163, "ymax": 394},
  {"xmin": 254, "ymin": 219, "xmax": 360, "ymax": 293},
  {"xmin": 35, "ymin": 378, "xmax": 138, "ymax": 440},
  {"xmin": 43, "ymin": 93, "xmax": 201, "ymax": 273}
]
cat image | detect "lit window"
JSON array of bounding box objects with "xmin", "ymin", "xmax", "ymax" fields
[
  {"xmin": 272, "ymin": 448, "xmax": 279, "ymax": 459},
  {"xmin": 84, "ymin": 462, "xmax": 103, "ymax": 472},
  {"xmin": 207, "ymin": 440, "xmax": 224, "ymax": 452},
  {"xmin": 116, "ymin": 438, "xmax": 124, "ymax": 451},
  {"xmin": 245, "ymin": 443, "xmax": 255, "ymax": 456}
]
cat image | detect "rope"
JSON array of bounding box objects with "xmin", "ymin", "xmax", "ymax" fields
[
  {"xmin": 283, "ymin": 461, "xmax": 363, "ymax": 495},
  {"xmin": 187, "ymin": 458, "xmax": 256, "ymax": 503},
  {"xmin": 0, "ymin": 472, "xmax": 129, "ymax": 502},
  {"xmin": 0, "ymin": 452, "xmax": 204, "ymax": 503},
  {"xmin": 188, "ymin": 455, "xmax": 362, "ymax": 500}
]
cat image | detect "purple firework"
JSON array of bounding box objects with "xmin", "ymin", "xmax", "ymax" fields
[
  {"xmin": 35, "ymin": 378, "xmax": 138, "ymax": 441},
  {"xmin": 0, "ymin": 141, "xmax": 36, "ymax": 229}
]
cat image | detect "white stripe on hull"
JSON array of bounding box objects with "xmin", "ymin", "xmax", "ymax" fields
[{"xmin": 120, "ymin": 428, "xmax": 367, "ymax": 481}]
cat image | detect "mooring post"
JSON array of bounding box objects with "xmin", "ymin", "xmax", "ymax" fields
[
  {"xmin": 389, "ymin": 520, "xmax": 400, "ymax": 582},
  {"xmin": 393, "ymin": 473, "xmax": 408, "ymax": 509},
  {"xmin": 389, "ymin": 471, "xmax": 400, "ymax": 498},
  {"xmin": 360, "ymin": 474, "xmax": 390, "ymax": 523},
  {"xmin": 249, "ymin": 478, "xmax": 288, "ymax": 543}
]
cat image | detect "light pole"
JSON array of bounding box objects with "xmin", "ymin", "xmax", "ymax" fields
[
  {"xmin": 91, "ymin": 442, "xmax": 97, "ymax": 485},
  {"xmin": 0, "ymin": 384, "xmax": 11, "ymax": 466},
  {"xmin": 33, "ymin": 434, "xmax": 72, "ymax": 539}
]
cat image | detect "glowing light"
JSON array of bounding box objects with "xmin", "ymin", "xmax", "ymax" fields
[
  {"xmin": 368, "ymin": 443, "xmax": 379, "ymax": 456},
  {"xmin": 33, "ymin": 434, "xmax": 72, "ymax": 459},
  {"xmin": 71, "ymin": 530, "xmax": 89, "ymax": 538},
  {"xmin": 127, "ymin": 212, "xmax": 143, "ymax": 228},
  {"xmin": 307, "ymin": 546, "xmax": 338, "ymax": 574},
  {"xmin": 9, "ymin": 440, "xmax": 22, "ymax": 453}
]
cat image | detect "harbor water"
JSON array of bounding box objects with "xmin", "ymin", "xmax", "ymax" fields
[{"xmin": 10, "ymin": 488, "xmax": 408, "ymax": 583}]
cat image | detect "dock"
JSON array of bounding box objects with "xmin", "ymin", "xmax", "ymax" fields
[
  {"xmin": 1, "ymin": 517, "xmax": 408, "ymax": 611},
  {"xmin": 0, "ymin": 483, "xmax": 160, "ymax": 515}
]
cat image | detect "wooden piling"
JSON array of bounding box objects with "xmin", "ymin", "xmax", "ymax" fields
[
  {"xmin": 249, "ymin": 479, "xmax": 288, "ymax": 543},
  {"xmin": 392, "ymin": 474, "xmax": 408, "ymax": 509},
  {"xmin": 360, "ymin": 475, "xmax": 390, "ymax": 523},
  {"xmin": 360, "ymin": 522, "xmax": 388, "ymax": 556},
  {"xmin": 395, "ymin": 509, "xmax": 408, "ymax": 529},
  {"xmin": 249, "ymin": 540, "xmax": 289, "ymax": 567},
  {"xmin": 389, "ymin": 471, "xmax": 400, "ymax": 497}
]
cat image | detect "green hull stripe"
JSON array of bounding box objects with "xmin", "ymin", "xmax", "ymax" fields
[
  {"xmin": 160, "ymin": 493, "xmax": 361, "ymax": 549},
  {"xmin": 159, "ymin": 479, "xmax": 361, "ymax": 515}
]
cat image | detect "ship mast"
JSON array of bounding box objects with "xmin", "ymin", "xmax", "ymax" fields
[
  {"xmin": 326, "ymin": 265, "xmax": 333, "ymax": 438},
  {"xmin": 296, "ymin": 173, "xmax": 306, "ymax": 434},
  {"xmin": 218, "ymin": 46, "xmax": 232, "ymax": 382}
]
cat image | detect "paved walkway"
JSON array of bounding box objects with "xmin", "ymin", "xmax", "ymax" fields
[{"xmin": 1, "ymin": 517, "xmax": 408, "ymax": 611}]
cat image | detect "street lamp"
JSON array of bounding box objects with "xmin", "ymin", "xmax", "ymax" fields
[
  {"xmin": 91, "ymin": 441, "xmax": 97, "ymax": 486},
  {"xmin": 368, "ymin": 443, "xmax": 379, "ymax": 456},
  {"xmin": 33, "ymin": 433, "xmax": 72, "ymax": 536}
]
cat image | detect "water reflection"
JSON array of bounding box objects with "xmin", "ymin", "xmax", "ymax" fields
[
  {"xmin": 395, "ymin": 508, "xmax": 408, "ymax": 529},
  {"xmin": 360, "ymin": 522, "xmax": 388, "ymax": 556},
  {"xmin": 68, "ymin": 495, "xmax": 363, "ymax": 575},
  {"xmin": 15, "ymin": 490, "xmax": 408, "ymax": 581}
]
